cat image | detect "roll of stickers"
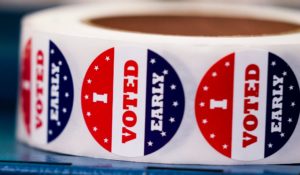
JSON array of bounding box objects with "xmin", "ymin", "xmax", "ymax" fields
[{"xmin": 17, "ymin": 2, "xmax": 300, "ymax": 164}]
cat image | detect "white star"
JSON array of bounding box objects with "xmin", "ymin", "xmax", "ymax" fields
[
  {"xmin": 210, "ymin": 133, "xmax": 216, "ymax": 139},
  {"xmin": 62, "ymin": 108, "xmax": 67, "ymax": 113},
  {"xmin": 22, "ymin": 80, "xmax": 30, "ymax": 90},
  {"xmin": 161, "ymin": 131, "xmax": 166, "ymax": 137},
  {"xmin": 288, "ymin": 118, "xmax": 293, "ymax": 123},
  {"xmin": 65, "ymin": 92, "xmax": 69, "ymax": 98},
  {"xmin": 280, "ymin": 133, "xmax": 285, "ymax": 138},
  {"xmin": 173, "ymin": 101, "xmax": 178, "ymax": 107},
  {"xmin": 163, "ymin": 69, "xmax": 168, "ymax": 75},
  {"xmin": 50, "ymin": 49, "xmax": 55, "ymax": 54},
  {"xmin": 58, "ymin": 61, "xmax": 62, "ymax": 66},
  {"xmin": 150, "ymin": 58, "xmax": 156, "ymax": 64},
  {"xmin": 49, "ymin": 130, "xmax": 53, "ymax": 135},
  {"xmin": 225, "ymin": 62, "xmax": 230, "ymax": 67},
  {"xmin": 104, "ymin": 138, "xmax": 108, "ymax": 143},
  {"xmin": 268, "ymin": 143, "xmax": 273, "ymax": 148},
  {"xmin": 147, "ymin": 141, "xmax": 153, "ymax": 146},
  {"xmin": 289, "ymin": 85, "xmax": 294, "ymax": 90},
  {"xmin": 38, "ymin": 55, "xmax": 43, "ymax": 61},
  {"xmin": 271, "ymin": 61, "xmax": 276, "ymax": 66},
  {"xmin": 63, "ymin": 75, "xmax": 68, "ymax": 81},
  {"xmin": 87, "ymin": 79, "xmax": 92, "ymax": 84},
  {"xmin": 86, "ymin": 112, "xmax": 91, "ymax": 117},
  {"xmin": 203, "ymin": 86, "xmax": 209, "ymax": 91},
  {"xmin": 282, "ymin": 71, "xmax": 287, "ymax": 76},
  {"xmin": 212, "ymin": 72, "xmax": 217, "ymax": 77},
  {"xmin": 222, "ymin": 144, "xmax": 228, "ymax": 149},
  {"xmin": 202, "ymin": 119, "xmax": 208, "ymax": 124},
  {"xmin": 291, "ymin": 102, "xmax": 296, "ymax": 107},
  {"xmin": 169, "ymin": 117, "xmax": 175, "ymax": 123},
  {"xmin": 94, "ymin": 65, "xmax": 99, "ymax": 71},
  {"xmin": 93, "ymin": 127, "xmax": 98, "ymax": 132},
  {"xmin": 84, "ymin": 94, "xmax": 89, "ymax": 100},
  {"xmin": 37, "ymin": 103, "xmax": 42, "ymax": 110},
  {"xmin": 170, "ymin": 84, "xmax": 176, "ymax": 90},
  {"xmin": 105, "ymin": 56, "xmax": 110, "ymax": 61},
  {"xmin": 199, "ymin": 102, "xmax": 205, "ymax": 107},
  {"xmin": 57, "ymin": 121, "xmax": 61, "ymax": 126}
]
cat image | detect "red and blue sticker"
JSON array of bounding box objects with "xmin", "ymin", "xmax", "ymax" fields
[
  {"xmin": 20, "ymin": 39, "xmax": 74, "ymax": 143},
  {"xmin": 195, "ymin": 50, "xmax": 300, "ymax": 160},
  {"xmin": 81, "ymin": 47, "xmax": 185, "ymax": 157}
]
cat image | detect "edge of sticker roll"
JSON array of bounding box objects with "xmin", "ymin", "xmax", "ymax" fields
[{"xmin": 17, "ymin": 1, "xmax": 300, "ymax": 165}]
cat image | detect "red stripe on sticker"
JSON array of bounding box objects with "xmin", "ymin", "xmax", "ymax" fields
[
  {"xmin": 21, "ymin": 39, "xmax": 32, "ymax": 135},
  {"xmin": 195, "ymin": 53, "xmax": 235, "ymax": 157},
  {"xmin": 81, "ymin": 48, "xmax": 114, "ymax": 151}
]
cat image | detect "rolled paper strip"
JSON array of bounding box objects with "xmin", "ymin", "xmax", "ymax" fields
[{"xmin": 17, "ymin": 1, "xmax": 300, "ymax": 164}]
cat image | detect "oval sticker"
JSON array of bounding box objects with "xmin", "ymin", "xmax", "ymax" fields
[
  {"xmin": 195, "ymin": 50, "xmax": 300, "ymax": 161},
  {"xmin": 30, "ymin": 40, "xmax": 74, "ymax": 143},
  {"xmin": 81, "ymin": 47, "xmax": 185, "ymax": 157}
]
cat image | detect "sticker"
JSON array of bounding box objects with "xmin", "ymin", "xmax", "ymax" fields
[
  {"xmin": 31, "ymin": 40, "xmax": 74, "ymax": 143},
  {"xmin": 20, "ymin": 39, "xmax": 32, "ymax": 135},
  {"xmin": 81, "ymin": 47, "xmax": 185, "ymax": 157},
  {"xmin": 195, "ymin": 50, "xmax": 300, "ymax": 161}
]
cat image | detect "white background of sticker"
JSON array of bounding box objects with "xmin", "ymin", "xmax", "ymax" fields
[
  {"xmin": 30, "ymin": 33, "xmax": 49, "ymax": 145},
  {"xmin": 231, "ymin": 51, "xmax": 268, "ymax": 160},
  {"xmin": 112, "ymin": 47, "xmax": 148, "ymax": 157},
  {"xmin": 17, "ymin": 1, "xmax": 300, "ymax": 164}
]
